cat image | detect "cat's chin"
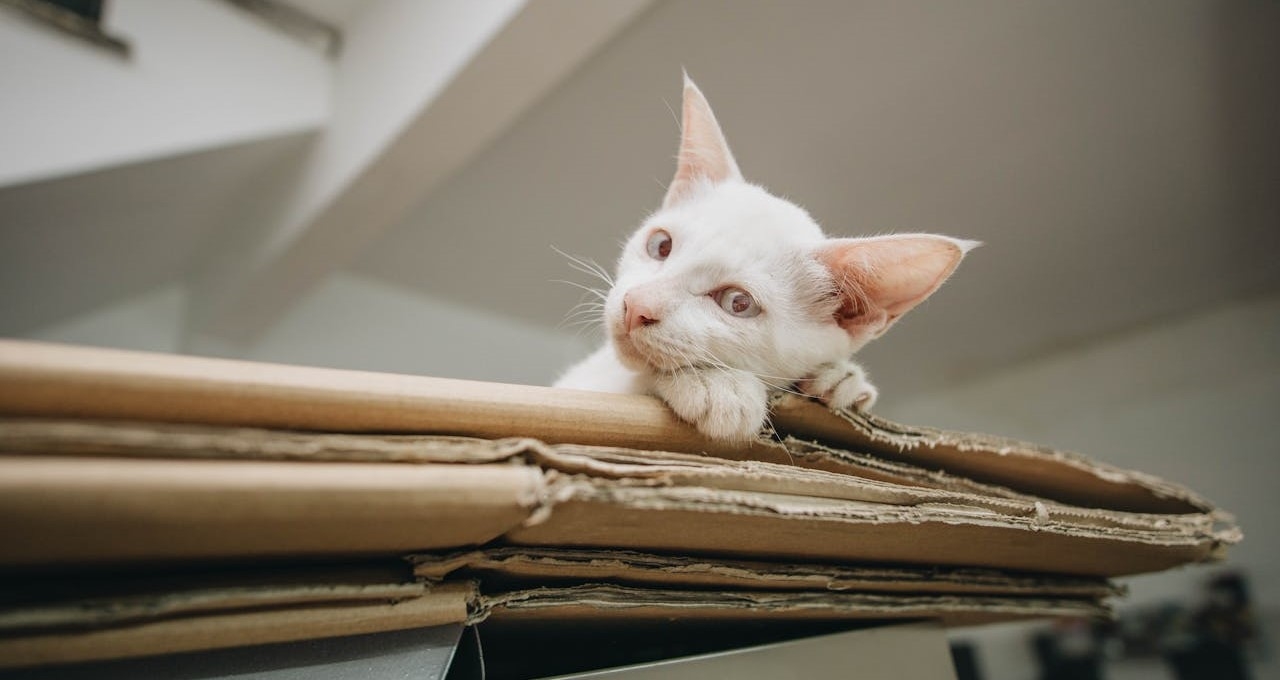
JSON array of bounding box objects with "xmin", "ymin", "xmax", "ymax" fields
[
  {"xmin": 612, "ymin": 333, "xmax": 689, "ymax": 375},
  {"xmin": 610, "ymin": 334, "xmax": 654, "ymax": 372}
]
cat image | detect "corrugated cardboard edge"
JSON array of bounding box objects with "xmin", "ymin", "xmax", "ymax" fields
[
  {"xmin": 0, "ymin": 420, "xmax": 1230, "ymax": 540},
  {"xmin": 0, "ymin": 418, "xmax": 528, "ymax": 464},
  {"xmin": 0, "ymin": 423, "xmax": 1236, "ymax": 573},
  {"xmin": 0, "ymin": 418, "xmax": 1010, "ymax": 499},
  {"xmin": 0, "ymin": 340, "xmax": 1230, "ymax": 518},
  {"xmin": 0, "ymin": 581, "xmax": 475, "ymax": 669},
  {"xmin": 408, "ymin": 547, "xmax": 1121, "ymax": 599},
  {"xmin": 473, "ymin": 585, "xmax": 1111, "ymax": 629},
  {"xmin": 780, "ymin": 435, "xmax": 1041, "ymax": 502},
  {"xmin": 772, "ymin": 395, "xmax": 1219, "ymax": 515},
  {"xmin": 510, "ymin": 487, "xmax": 1224, "ymax": 577},
  {"xmin": 0, "ymin": 575, "xmax": 1105, "ymax": 669}
]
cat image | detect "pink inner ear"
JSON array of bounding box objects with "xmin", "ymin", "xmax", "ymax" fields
[
  {"xmin": 818, "ymin": 235, "xmax": 972, "ymax": 333},
  {"xmin": 663, "ymin": 77, "xmax": 743, "ymax": 208}
]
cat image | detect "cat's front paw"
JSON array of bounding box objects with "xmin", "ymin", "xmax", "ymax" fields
[
  {"xmin": 653, "ymin": 369, "xmax": 769, "ymax": 442},
  {"xmin": 799, "ymin": 360, "xmax": 878, "ymax": 412}
]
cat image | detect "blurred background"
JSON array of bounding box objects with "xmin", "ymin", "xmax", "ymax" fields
[{"xmin": 1, "ymin": 1, "xmax": 1277, "ymax": 677}]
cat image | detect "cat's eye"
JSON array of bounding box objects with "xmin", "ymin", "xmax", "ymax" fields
[
  {"xmin": 714, "ymin": 287, "xmax": 761, "ymax": 318},
  {"xmin": 646, "ymin": 230, "xmax": 672, "ymax": 260}
]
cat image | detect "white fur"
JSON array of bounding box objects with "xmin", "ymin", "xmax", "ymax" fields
[
  {"xmin": 555, "ymin": 179, "xmax": 877, "ymax": 440},
  {"xmin": 554, "ymin": 77, "xmax": 971, "ymax": 441}
]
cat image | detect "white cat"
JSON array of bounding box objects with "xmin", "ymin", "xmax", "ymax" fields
[{"xmin": 555, "ymin": 74, "xmax": 976, "ymax": 441}]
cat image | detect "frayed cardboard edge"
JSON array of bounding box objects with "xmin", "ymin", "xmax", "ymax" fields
[
  {"xmin": 0, "ymin": 419, "xmax": 1235, "ymax": 547},
  {"xmin": 769, "ymin": 395, "xmax": 1220, "ymax": 513},
  {"xmin": 408, "ymin": 547, "xmax": 1122, "ymax": 599},
  {"xmin": 558, "ymin": 482, "xmax": 1234, "ymax": 548},
  {"xmin": 466, "ymin": 584, "xmax": 1112, "ymax": 627}
]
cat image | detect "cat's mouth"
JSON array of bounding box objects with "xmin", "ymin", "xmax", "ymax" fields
[{"xmin": 612, "ymin": 329, "xmax": 688, "ymax": 373}]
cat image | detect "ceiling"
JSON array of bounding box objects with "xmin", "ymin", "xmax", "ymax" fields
[
  {"xmin": 353, "ymin": 0, "xmax": 1280, "ymax": 397},
  {"xmin": 1, "ymin": 0, "xmax": 1276, "ymax": 403}
]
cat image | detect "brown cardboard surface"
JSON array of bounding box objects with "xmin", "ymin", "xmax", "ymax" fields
[
  {"xmin": 0, "ymin": 418, "xmax": 1220, "ymax": 537},
  {"xmin": 0, "ymin": 581, "xmax": 474, "ymax": 669},
  {"xmin": 0, "ymin": 339, "xmax": 782, "ymax": 462},
  {"xmin": 0, "ymin": 420, "xmax": 1233, "ymax": 574},
  {"xmin": 0, "ymin": 416, "xmax": 1236, "ymax": 575},
  {"xmin": 0, "ymin": 340, "xmax": 1220, "ymax": 515},
  {"xmin": 0, "ymin": 571, "xmax": 1102, "ymax": 669},
  {"xmin": 0, "ymin": 455, "xmax": 542, "ymax": 565},
  {"xmin": 0, "ymin": 339, "xmax": 1241, "ymax": 668},
  {"xmin": 0, "ymin": 581, "xmax": 430, "ymax": 632},
  {"xmin": 409, "ymin": 547, "xmax": 1119, "ymax": 598}
]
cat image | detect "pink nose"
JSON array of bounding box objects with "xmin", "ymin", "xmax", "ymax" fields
[{"xmin": 623, "ymin": 293, "xmax": 660, "ymax": 333}]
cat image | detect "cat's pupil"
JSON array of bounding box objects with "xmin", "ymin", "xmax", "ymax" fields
[
  {"xmin": 716, "ymin": 287, "xmax": 759, "ymax": 317},
  {"xmin": 646, "ymin": 230, "xmax": 672, "ymax": 260}
]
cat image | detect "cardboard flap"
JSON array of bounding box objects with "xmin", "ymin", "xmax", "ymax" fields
[
  {"xmin": 476, "ymin": 584, "xmax": 1110, "ymax": 628},
  {"xmin": 0, "ymin": 581, "xmax": 474, "ymax": 669},
  {"xmin": 0, "ymin": 419, "xmax": 1225, "ymax": 536},
  {"xmin": 0, "ymin": 339, "xmax": 783, "ymax": 462},
  {"xmin": 0, "ymin": 569, "xmax": 1102, "ymax": 669},
  {"xmin": 771, "ymin": 396, "xmax": 1211, "ymax": 514},
  {"xmin": 0, "ymin": 576, "xmax": 430, "ymax": 635},
  {"xmin": 0, "ymin": 340, "xmax": 1224, "ymax": 515},
  {"xmin": 508, "ymin": 488, "xmax": 1225, "ymax": 577},
  {"xmin": 409, "ymin": 547, "xmax": 1120, "ymax": 598},
  {"xmin": 0, "ymin": 455, "xmax": 543, "ymax": 566},
  {"xmin": 0, "ymin": 418, "xmax": 529, "ymax": 464},
  {"xmin": 0, "ymin": 420, "xmax": 1236, "ymax": 574}
]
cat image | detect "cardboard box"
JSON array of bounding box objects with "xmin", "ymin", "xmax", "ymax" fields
[
  {"xmin": 0, "ymin": 339, "xmax": 1225, "ymax": 516},
  {"xmin": 0, "ymin": 562, "xmax": 1099, "ymax": 668},
  {"xmin": 0, "ymin": 340, "xmax": 1243, "ymax": 668},
  {"xmin": 0, "ymin": 417, "xmax": 1233, "ymax": 575}
]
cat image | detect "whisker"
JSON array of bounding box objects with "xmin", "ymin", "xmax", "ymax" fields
[
  {"xmin": 551, "ymin": 246, "xmax": 614, "ymax": 286},
  {"xmin": 552, "ymin": 279, "xmax": 607, "ymax": 301}
]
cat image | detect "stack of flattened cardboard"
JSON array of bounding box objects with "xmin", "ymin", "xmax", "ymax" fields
[{"xmin": 0, "ymin": 340, "xmax": 1240, "ymax": 670}]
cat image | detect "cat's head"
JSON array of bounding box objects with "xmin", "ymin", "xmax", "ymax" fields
[{"xmin": 605, "ymin": 74, "xmax": 976, "ymax": 383}]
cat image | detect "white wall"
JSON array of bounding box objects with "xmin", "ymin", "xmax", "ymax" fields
[
  {"xmin": 184, "ymin": 0, "xmax": 535, "ymax": 343},
  {"xmin": 257, "ymin": 0, "xmax": 526, "ymax": 257},
  {"xmin": 27, "ymin": 284, "xmax": 187, "ymax": 354},
  {"xmin": 0, "ymin": 0, "xmax": 329, "ymax": 187},
  {"xmin": 22, "ymin": 272, "xmax": 590, "ymax": 387},
  {"xmin": 245, "ymin": 271, "xmax": 590, "ymax": 385}
]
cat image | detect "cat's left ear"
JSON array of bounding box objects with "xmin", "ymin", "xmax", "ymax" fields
[
  {"xmin": 816, "ymin": 234, "xmax": 979, "ymax": 341},
  {"xmin": 663, "ymin": 74, "xmax": 743, "ymax": 209}
]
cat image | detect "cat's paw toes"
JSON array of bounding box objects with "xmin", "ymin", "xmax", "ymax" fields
[
  {"xmin": 655, "ymin": 370, "xmax": 768, "ymax": 442},
  {"xmin": 697, "ymin": 389, "xmax": 769, "ymax": 441},
  {"xmin": 800, "ymin": 361, "xmax": 878, "ymax": 412},
  {"xmin": 656, "ymin": 375, "xmax": 712, "ymax": 425}
]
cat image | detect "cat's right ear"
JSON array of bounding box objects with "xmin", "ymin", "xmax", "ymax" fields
[
  {"xmin": 817, "ymin": 234, "xmax": 978, "ymax": 342},
  {"xmin": 663, "ymin": 74, "xmax": 743, "ymax": 209}
]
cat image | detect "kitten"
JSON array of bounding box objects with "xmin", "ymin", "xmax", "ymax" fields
[{"xmin": 555, "ymin": 74, "xmax": 976, "ymax": 441}]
